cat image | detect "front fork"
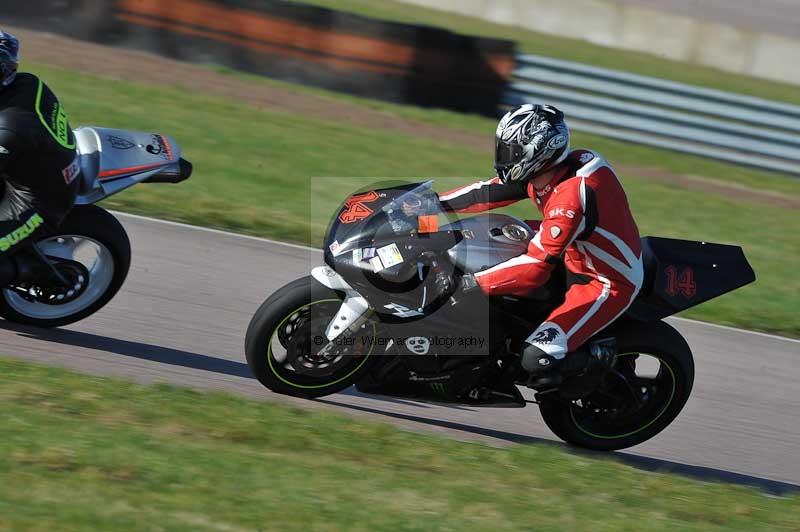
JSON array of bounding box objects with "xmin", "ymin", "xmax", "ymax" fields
[{"xmin": 311, "ymin": 266, "xmax": 374, "ymax": 342}]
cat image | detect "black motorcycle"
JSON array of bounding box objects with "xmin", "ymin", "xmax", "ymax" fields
[{"xmin": 246, "ymin": 181, "xmax": 755, "ymax": 450}]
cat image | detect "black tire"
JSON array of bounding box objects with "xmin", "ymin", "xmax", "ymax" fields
[
  {"xmin": 538, "ymin": 320, "xmax": 694, "ymax": 451},
  {"xmin": 245, "ymin": 276, "xmax": 378, "ymax": 398},
  {"xmin": 0, "ymin": 205, "xmax": 131, "ymax": 328}
]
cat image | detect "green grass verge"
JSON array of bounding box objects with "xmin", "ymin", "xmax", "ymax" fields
[
  {"xmin": 292, "ymin": 0, "xmax": 800, "ymax": 106},
  {"xmin": 1, "ymin": 357, "xmax": 798, "ymax": 531},
  {"xmin": 29, "ymin": 62, "xmax": 799, "ymax": 336},
  {"xmin": 214, "ymin": 65, "xmax": 800, "ymax": 196}
]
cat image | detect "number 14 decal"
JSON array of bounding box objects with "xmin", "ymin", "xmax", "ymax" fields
[{"xmin": 665, "ymin": 266, "xmax": 697, "ymax": 299}]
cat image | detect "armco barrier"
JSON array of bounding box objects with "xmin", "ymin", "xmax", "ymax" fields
[
  {"xmin": 505, "ymin": 54, "xmax": 800, "ymax": 176},
  {"xmin": 2, "ymin": 0, "xmax": 515, "ymax": 116}
]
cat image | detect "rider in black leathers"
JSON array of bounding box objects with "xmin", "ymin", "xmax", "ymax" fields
[{"xmin": 0, "ymin": 30, "xmax": 79, "ymax": 277}]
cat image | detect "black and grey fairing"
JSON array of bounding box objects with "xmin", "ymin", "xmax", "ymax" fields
[
  {"xmin": 313, "ymin": 182, "xmax": 544, "ymax": 342},
  {"xmin": 312, "ymin": 181, "xmax": 756, "ymax": 348},
  {"xmin": 442, "ymin": 214, "xmax": 531, "ymax": 274}
]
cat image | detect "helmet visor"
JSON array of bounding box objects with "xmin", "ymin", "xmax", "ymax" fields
[
  {"xmin": 0, "ymin": 31, "xmax": 19, "ymax": 87},
  {"xmin": 494, "ymin": 140, "xmax": 524, "ymax": 170},
  {"xmin": 0, "ymin": 31, "xmax": 19, "ymax": 63}
]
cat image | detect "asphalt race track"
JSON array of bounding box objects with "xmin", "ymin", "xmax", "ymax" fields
[{"xmin": 1, "ymin": 214, "xmax": 798, "ymax": 492}]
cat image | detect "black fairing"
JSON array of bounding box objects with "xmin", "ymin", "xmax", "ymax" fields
[{"xmin": 626, "ymin": 237, "xmax": 756, "ymax": 321}]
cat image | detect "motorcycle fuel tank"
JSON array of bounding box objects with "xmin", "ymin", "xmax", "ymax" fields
[{"xmin": 443, "ymin": 214, "xmax": 532, "ymax": 274}]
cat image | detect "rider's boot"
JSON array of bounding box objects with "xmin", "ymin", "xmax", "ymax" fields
[
  {"xmin": 520, "ymin": 343, "xmax": 564, "ymax": 389},
  {"xmin": 521, "ymin": 338, "xmax": 617, "ymax": 390}
]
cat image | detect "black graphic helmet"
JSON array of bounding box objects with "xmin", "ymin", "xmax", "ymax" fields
[
  {"xmin": 494, "ymin": 104, "xmax": 570, "ymax": 184},
  {"xmin": 0, "ymin": 30, "xmax": 19, "ymax": 88}
]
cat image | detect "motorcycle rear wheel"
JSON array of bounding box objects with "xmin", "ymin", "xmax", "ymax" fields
[
  {"xmin": 538, "ymin": 320, "xmax": 694, "ymax": 451},
  {"xmin": 245, "ymin": 276, "xmax": 378, "ymax": 398},
  {"xmin": 0, "ymin": 205, "xmax": 131, "ymax": 328}
]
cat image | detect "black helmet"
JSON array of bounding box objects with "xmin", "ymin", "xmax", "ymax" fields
[
  {"xmin": 0, "ymin": 30, "xmax": 19, "ymax": 88},
  {"xmin": 494, "ymin": 104, "xmax": 570, "ymax": 184}
]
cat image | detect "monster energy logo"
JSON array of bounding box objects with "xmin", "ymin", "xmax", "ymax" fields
[
  {"xmin": 428, "ymin": 382, "xmax": 447, "ymax": 395},
  {"xmin": 0, "ymin": 213, "xmax": 44, "ymax": 251}
]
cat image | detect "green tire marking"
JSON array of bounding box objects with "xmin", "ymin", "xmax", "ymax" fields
[
  {"xmin": 266, "ymin": 298, "xmax": 375, "ymax": 390},
  {"xmin": 570, "ymin": 353, "xmax": 678, "ymax": 440}
]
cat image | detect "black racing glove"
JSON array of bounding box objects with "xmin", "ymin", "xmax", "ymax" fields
[
  {"xmin": 434, "ymin": 271, "xmax": 478, "ymax": 299},
  {"xmin": 434, "ymin": 270, "xmax": 455, "ymax": 297}
]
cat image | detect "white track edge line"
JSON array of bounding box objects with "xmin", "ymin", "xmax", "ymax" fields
[
  {"xmin": 113, "ymin": 211, "xmax": 800, "ymax": 345},
  {"xmin": 667, "ymin": 317, "xmax": 800, "ymax": 345},
  {"xmin": 113, "ymin": 211, "xmax": 321, "ymax": 252}
]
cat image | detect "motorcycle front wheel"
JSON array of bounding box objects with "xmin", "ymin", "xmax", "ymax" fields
[
  {"xmin": 245, "ymin": 275, "xmax": 378, "ymax": 398},
  {"xmin": 0, "ymin": 205, "xmax": 131, "ymax": 328}
]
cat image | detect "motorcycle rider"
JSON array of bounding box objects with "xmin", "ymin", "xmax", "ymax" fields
[
  {"xmin": 0, "ymin": 30, "xmax": 79, "ymax": 281},
  {"xmin": 433, "ymin": 104, "xmax": 643, "ymax": 384}
]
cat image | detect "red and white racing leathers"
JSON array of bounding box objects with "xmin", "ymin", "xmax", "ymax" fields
[{"xmin": 438, "ymin": 150, "xmax": 644, "ymax": 359}]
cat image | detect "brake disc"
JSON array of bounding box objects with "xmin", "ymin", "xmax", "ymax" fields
[{"xmin": 10, "ymin": 258, "xmax": 90, "ymax": 305}]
